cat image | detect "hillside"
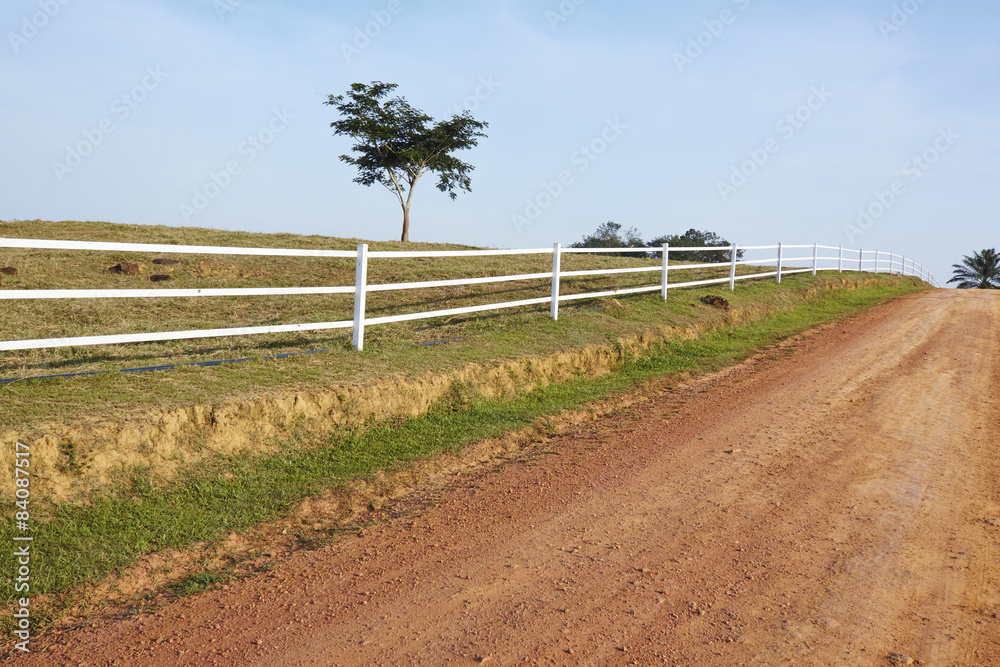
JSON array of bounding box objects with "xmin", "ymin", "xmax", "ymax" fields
[{"xmin": 2, "ymin": 219, "xmax": 809, "ymax": 427}]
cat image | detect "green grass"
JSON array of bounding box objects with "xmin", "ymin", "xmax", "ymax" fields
[
  {"xmin": 0, "ymin": 275, "xmax": 925, "ymax": 609},
  {"xmin": 168, "ymin": 569, "xmax": 234, "ymax": 597}
]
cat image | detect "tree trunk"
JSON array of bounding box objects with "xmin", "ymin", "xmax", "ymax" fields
[{"xmin": 400, "ymin": 205, "xmax": 410, "ymax": 242}]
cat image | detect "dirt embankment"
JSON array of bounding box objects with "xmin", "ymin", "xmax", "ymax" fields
[
  {"xmin": 0, "ymin": 279, "xmax": 874, "ymax": 502},
  {"xmin": 13, "ymin": 289, "xmax": 1000, "ymax": 666}
]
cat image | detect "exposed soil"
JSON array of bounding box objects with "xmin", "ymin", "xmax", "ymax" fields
[{"xmin": 11, "ymin": 289, "xmax": 1000, "ymax": 666}]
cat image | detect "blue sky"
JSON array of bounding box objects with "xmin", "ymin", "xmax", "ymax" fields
[{"xmin": 2, "ymin": 0, "xmax": 997, "ymax": 284}]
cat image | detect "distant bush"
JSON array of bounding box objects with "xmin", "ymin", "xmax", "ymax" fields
[
  {"xmin": 647, "ymin": 228, "xmax": 742, "ymax": 264},
  {"xmin": 569, "ymin": 222, "xmax": 645, "ymax": 257},
  {"xmin": 570, "ymin": 224, "xmax": 741, "ymax": 263}
]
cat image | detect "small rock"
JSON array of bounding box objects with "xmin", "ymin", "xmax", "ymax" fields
[
  {"xmin": 984, "ymin": 519, "xmax": 1000, "ymax": 527},
  {"xmin": 109, "ymin": 262, "xmax": 140, "ymax": 276},
  {"xmin": 0, "ymin": 266, "xmax": 17, "ymax": 276},
  {"xmin": 152, "ymin": 258, "xmax": 183, "ymax": 265},
  {"xmin": 887, "ymin": 653, "xmax": 914, "ymax": 666},
  {"xmin": 149, "ymin": 274, "xmax": 173, "ymax": 282}
]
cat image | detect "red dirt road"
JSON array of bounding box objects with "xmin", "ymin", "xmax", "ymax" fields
[{"xmin": 15, "ymin": 289, "xmax": 1000, "ymax": 666}]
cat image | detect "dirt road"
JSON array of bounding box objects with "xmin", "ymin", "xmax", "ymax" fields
[{"xmin": 17, "ymin": 289, "xmax": 1000, "ymax": 666}]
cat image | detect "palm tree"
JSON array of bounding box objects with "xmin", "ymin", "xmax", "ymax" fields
[{"xmin": 948, "ymin": 248, "xmax": 1000, "ymax": 289}]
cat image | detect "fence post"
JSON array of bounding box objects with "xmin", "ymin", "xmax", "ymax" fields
[
  {"xmin": 874, "ymin": 250, "xmax": 879, "ymax": 275},
  {"xmin": 859, "ymin": 248, "xmax": 864, "ymax": 272},
  {"xmin": 776, "ymin": 242, "xmax": 783, "ymax": 284},
  {"xmin": 661, "ymin": 243, "xmax": 669, "ymax": 300},
  {"xmin": 352, "ymin": 243, "xmax": 369, "ymax": 351},
  {"xmin": 729, "ymin": 243, "xmax": 738, "ymax": 290},
  {"xmin": 839, "ymin": 245, "xmax": 844, "ymax": 273},
  {"xmin": 812, "ymin": 242, "xmax": 818, "ymax": 276},
  {"xmin": 901, "ymin": 255, "xmax": 906, "ymax": 276},
  {"xmin": 550, "ymin": 242, "xmax": 562, "ymax": 321}
]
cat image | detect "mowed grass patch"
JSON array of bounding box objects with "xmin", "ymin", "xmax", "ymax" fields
[{"xmin": 0, "ymin": 276, "xmax": 926, "ymax": 609}]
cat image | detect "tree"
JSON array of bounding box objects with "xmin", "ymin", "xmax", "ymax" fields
[
  {"xmin": 570, "ymin": 222, "xmax": 644, "ymax": 257},
  {"xmin": 948, "ymin": 248, "xmax": 1000, "ymax": 289},
  {"xmin": 326, "ymin": 82, "xmax": 488, "ymax": 242},
  {"xmin": 647, "ymin": 228, "xmax": 742, "ymax": 264}
]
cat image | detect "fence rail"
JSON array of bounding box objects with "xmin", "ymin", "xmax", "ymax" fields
[{"xmin": 0, "ymin": 239, "xmax": 940, "ymax": 352}]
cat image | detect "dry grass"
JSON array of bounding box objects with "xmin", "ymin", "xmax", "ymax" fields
[
  {"xmin": 0, "ymin": 219, "xmax": 907, "ymax": 430},
  {"xmin": 0, "ymin": 219, "xmax": 754, "ymax": 370}
]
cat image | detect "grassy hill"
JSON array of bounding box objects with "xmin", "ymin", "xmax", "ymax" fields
[{"xmin": 2, "ymin": 219, "xmax": 783, "ymax": 426}]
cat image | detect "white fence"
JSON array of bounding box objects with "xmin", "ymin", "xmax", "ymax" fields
[{"xmin": 0, "ymin": 238, "xmax": 940, "ymax": 352}]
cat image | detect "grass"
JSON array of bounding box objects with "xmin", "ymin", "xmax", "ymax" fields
[
  {"xmin": 0, "ymin": 274, "xmax": 927, "ymax": 611},
  {"xmin": 168, "ymin": 569, "xmax": 234, "ymax": 597},
  {"xmin": 1, "ymin": 220, "xmax": 897, "ymax": 430},
  {"xmin": 0, "ymin": 219, "xmax": 675, "ymax": 351}
]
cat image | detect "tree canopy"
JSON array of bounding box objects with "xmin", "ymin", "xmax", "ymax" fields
[
  {"xmin": 570, "ymin": 224, "xmax": 739, "ymax": 263},
  {"xmin": 948, "ymin": 248, "xmax": 1000, "ymax": 289},
  {"xmin": 569, "ymin": 221, "xmax": 644, "ymax": 256},
  {"xmin": 325, "ymin": 82, "xmax": 488, "ymax": 242},
  {"xmin": 647, "ymin": 228, "xmax": 741, "ymax": 263}
]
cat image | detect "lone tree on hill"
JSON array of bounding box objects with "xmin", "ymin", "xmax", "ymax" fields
[
  {"xmin": 948, "ymin": 248, "xmax": 1000, "ymax": 289},
  {"xmin": 326, "ymin": 81, "xmax": 488, "ymax": 242}
]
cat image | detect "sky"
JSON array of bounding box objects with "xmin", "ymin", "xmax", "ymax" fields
[{"xmin": 2, "ymin": 0, "xmax": 998, "ymax": 285}]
